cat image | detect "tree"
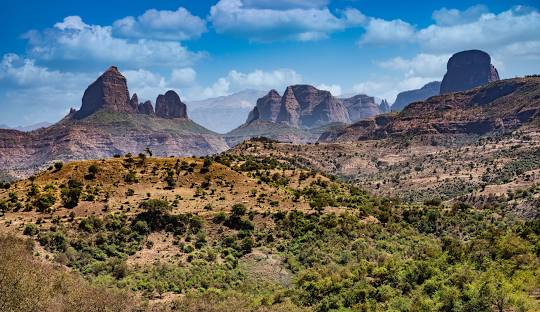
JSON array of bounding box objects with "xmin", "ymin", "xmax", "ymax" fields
[
  {"xmin": 165, "ymin": 169, "xmax": 176, "ymax": 189},
  {"xmin": 144, "ymin": 147, "xmax": 153, "ymax": 157},
  {"xmin": 61, "ymin": 179, "xmax": 82, "ymax": 208},
  {"xmin": 54, "ymin": 161, "xmax": 63, "ymax": 171}
]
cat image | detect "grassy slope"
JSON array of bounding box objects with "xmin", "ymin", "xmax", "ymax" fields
[{"xmin": 0, "ymin": 152, "xmax": 538, "ymax": 311}]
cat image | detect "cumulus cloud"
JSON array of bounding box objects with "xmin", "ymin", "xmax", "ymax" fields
[
  {"xmin": 316, "ymin": 84, "xmax": 342, "ymax": 96},
  {"xmin": 432, "ymin": 5, "xmax": 489, "ymax": 26},
  {"xmin": 202, "ymin": 68, "xmax": 302, "ymax": 98},
  {"xmin": 113, "ymin": 7, "xmax": 206, "ymax": 41},
  {"xmin": 359, "ymin": 6, "xmax": 540, "ymax": 56},
  {"xmin": 209, "ymin": 0, "xmax": 365, "ymax": 41},
  {"xmin": 378, "ymin": 53, "xmax": 451, "ymax": 78},
  {"xmin": 417, "ymin": 7, "xmax": 540, "ymax": 53},
  {"xmin": 359, "ymin": 18, "xmax": 416, "ymax": 45},
  {"xmin": 24, "ymin": 16, "xmax": 204, "ymax": 69},
  {"xmin": 242, "ymin": 0, "xmax": 329, "ymax": 9},
  {"xmin": 0, "ymin": 53, "xmax": 94, "ymax": 125}
]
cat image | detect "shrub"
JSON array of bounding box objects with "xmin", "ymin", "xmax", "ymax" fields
[
  {"xmin": 86, "ymin": 164, "xmax": 99, "ymax": 180},
  {"xmin": 124, "ymin": 170, "xmax": 138, "ymax": 183},
  {"xmin": 23, "ymin": 223, "xmax": 39, "ymax": 236},
  {"xmin": 61, "ymin": 179, "xmax": 82, "ymax": 208},
  {"xmin": 54, "ymin": 161, "xmax": 63, "ymax": 171},
  {"xmin": 34, "ymin": 192, "xmax": 56, "ymax": 212}
]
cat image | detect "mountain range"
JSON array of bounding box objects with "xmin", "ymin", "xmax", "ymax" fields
[{"xmin": 0, "ymin": 49, "xmax": 533, "ymax": 180}]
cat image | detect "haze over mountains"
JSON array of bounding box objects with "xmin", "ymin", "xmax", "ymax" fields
[{"xmin": 0, "ymin": 49, "xmax": 537, "ymax": 180}]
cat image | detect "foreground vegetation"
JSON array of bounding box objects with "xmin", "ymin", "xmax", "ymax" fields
[{"xmin": 1, "ymin": 150, "xmax": 539, "ymax": 311}]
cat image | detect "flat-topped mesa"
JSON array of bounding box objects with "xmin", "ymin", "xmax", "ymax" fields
[
  {"xmin": 75, "ymin": 66, "xmax": 135, "ymax": 119},
  {"xmin": 341, "ymin": 94, "xmax": 382, "ymax": 122},
  {"xmin": 440, "ymin": 50, "xmax": 500, "ymax": 94},
  {"xmin": 155, "ymin": 90, "xmax": 188, "ymax": 119}
]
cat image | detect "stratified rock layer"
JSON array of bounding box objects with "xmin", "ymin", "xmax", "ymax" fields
[
  {"xmin": 0, "ymin": 66, "xmax": 228, "ymax": 178},
  {"xmin": 247, "ymin": 85, "xmax": 350, "ymax": 128},
  {"xmin": 320, "ymin": 77, "xmax": 540, "ymax": 142}
]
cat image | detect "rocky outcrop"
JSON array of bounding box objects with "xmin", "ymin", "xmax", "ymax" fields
[
  {"xmin": 392, "ymin": 81, "xmax": 441, "ymax": 112},
  {"xmin": 341, "ymin": 94, "xmax": 382, "ymax": 122},
  {"xmin": 246, "ymin": 107, "xmax": 260, "ymax": 124},
  {"xmin": 248, "ymin": 89, "xmax": 282, "ymax": 123},
  {"xmin": 138, "ymin": 101, "xmax": 155, "ymax": 115},
  {"xmin": 155, "ymin": 90, "xmax": 188, "ymax": 119},
  {"xmin": 247, "ymin": 85, "xmax": 350, "ymax": 128},
  {"xmin": 320, "ymin": 77, "xmax": 540, "ymax": 142},
  {"xmin": 277, "ymin": 87, "xmax": 302, "ymax": 127},
  {"xmin": 379, "ymin": 99, "xmax": 390, "ymax": 113},
  {"xmin": 440, "ymin": 50, "xmax": 500, "ymax": 94},
  {"xmin": 0, "ymin": 66, "xmax": 229, "ymax": 178},
  {"xmin": 129, "ymin": 93, "xmax": 139, "ymax": 111},
  {"xmin": 75, "ymin": 66, "xmax": 134, "ymax": 119}
]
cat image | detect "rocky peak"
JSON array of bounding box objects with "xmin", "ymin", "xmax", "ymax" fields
[
  {"xmin": 246, "ymin": 106, "xmax": 260, "ymax": 124},
  {"xmin": 129, "ymin": 93, "xmax": 139, "ymax": 111},
  {"xmin": 277, "ymin": 86, "xmax": 302, "ymax": 127},
  {"xmin": 440, "ymin": 50, "xmax": 500, "ymax": 94},
  {"xmin": 155, "ymin": 90, "xmax": 188, "ymax": 119},
  {"xmin": 75, "ymin": 66, "xmax": 135, "ymax": 119},
  {"xmin": 379, "ymin": 99, "xmax": 390, "ymax": 113},
  {"xmin": 248, "ymin": 85, "xmax": 350, "ymax": 128},
  {"xmin": 246, "ymin": 89, "xmax": 282, "ymax": 123},
  {"xmin": 138, "ymin": 101, "xmax": 155, "ymax": 115}
]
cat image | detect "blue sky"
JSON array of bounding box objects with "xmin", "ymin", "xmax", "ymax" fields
[{"xmin": 1, "ymin": 0, "xmax": 540, "ymax": 126}]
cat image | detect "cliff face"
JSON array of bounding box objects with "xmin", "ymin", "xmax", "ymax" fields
[
  {"xmin": 248, "ymin": 89, "xmax": 282, "ymax": 123},
  {"xmin": 440, "ymin": 50, "xmax": 500, "ymax": 94},
  {"xmin": 246, "ymin": 85, "xmax": 350, "ymax": 128},
  {"xmin": 392, "ymin": 81, "xmax": 441, "ymax": 112},
  {"xmin": 155, "ymin": 90, "xmax": 188, "ymax": 119},
  {"xmin": 75, "ymin": 66, "xmax": 135, "ymax": 119},
  {"xmin": 320, "ymin": 77, "xmax": 540, "ymax": 142},
  {"xmin": 341, "ymin": 94, "xmax": 382, "ymax": 122},
  {"xmin": 0, "ymin": 66, "xmax": 227, "ymax": 178}
]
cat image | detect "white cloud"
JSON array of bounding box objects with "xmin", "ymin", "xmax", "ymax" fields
[
  {"xmin": 378, "ymin": 53, "xmax": 450, "ymax": 78},
  {"xmin": 209, "ymin": 0, "xmax": 365, "ymax": 41},
  {"xmin": 359, "ymin": 18, "xmax": 416, "ymax": 45},
  {"xmin": 432, "ymin": 5, "xmax": 489, "ymax": 26},
  {"xmin": 113, "ymin": 7, "xmax": 206, "ymax": 41},
  {"xmin": 359, "ymin": 6, "xmax": 540, "ymax": 57},
  {"xmin": 0, "ymin": 53, "xmax": 94, "ymax": 125},
  {"xmin": 171, "ymin": 68, "xmax": 197, "ymax": 85},
  {"xmin": 242, "ymin": 0, "xmax": 329, "ymax": 9},
  {"xmin": 316, "ymin": 83, "xmax": 342, "ymax": 96},
  {"xmin": 201, "ymin": 68, "xmax": 302, "ymax": 98},
  {"xmin": 417, "ymin": 7, "xmax": 540, "ymax": 53},
  {"xmin": 24, "ymin": 16, "xmax": 204, "ymax": 69},
  {"xmin": 202, "ymin": 78, "xmax": 232, "ymax": 99}
]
